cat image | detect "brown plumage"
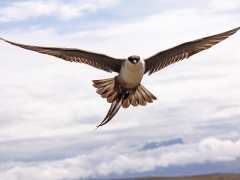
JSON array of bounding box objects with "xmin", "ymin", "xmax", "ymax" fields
[
  {"xmin": 0, "ymin": 26, "xmax": 239, "ymax": 128},
  {"xmin": 144, "ymin": 27, "xmax": 240, "ymax": 75},
  {"xmin": 0, "ymin": 37, "xmax": 124, "ymax": 73}
]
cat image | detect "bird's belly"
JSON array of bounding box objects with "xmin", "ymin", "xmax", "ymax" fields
[{"xmin": 119, "ymin": 67, "xmax": 144, "ymax": 89}]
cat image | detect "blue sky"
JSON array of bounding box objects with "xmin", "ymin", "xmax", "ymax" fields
[{"xmin": 0, "ymin": 0, "xmax": 240, "ymax": 180}]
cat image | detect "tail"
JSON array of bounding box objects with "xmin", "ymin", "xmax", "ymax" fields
[
  {"xmin": 96, "ymin": 97, "xmax": 122, "ymax": 128},
  {"xmin": 92, "ymin": 78, "xmax": 157, "ymax": 128},
  {"xmin": 93, "ymin": 78, "xmax": 122, "ymax": 128},
  {"xmin": 121, "ymin": 84, "xmax": 157, "ymax": 108},
  {"xmin": 92, "ymin": 78, "xmax": 120, "ymax": 103}
]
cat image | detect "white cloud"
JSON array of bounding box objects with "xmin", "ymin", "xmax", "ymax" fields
[
  {"xmin": 0, "ymin": 0, "xmax": 118, "ymax": 22},
  {"xmin": 0, "ymin": 138, "xmax": 239, "ymax": 180},
  {"xmin": 0, "ymin": 0, "xmax": 240, "ymax": 179},
  {"xmin": 209, "ymin": 0, "xmax": 240, "ymax": 12}
]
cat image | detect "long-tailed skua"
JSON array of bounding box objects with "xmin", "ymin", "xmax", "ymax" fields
[{"xmin": 0, "ymin": 27, "xmax": 239, "ymax": 128}]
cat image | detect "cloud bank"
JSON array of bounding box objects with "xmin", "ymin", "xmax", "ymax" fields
[
  {"xmin": 0, "ymin": 0, "xmax": 118, "ymax": 22},
  {"xmin": 0, "ymin": 137, "xmax": 239, "ymax": 180}
]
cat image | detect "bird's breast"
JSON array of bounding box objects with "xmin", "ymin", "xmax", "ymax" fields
[{"xmin": 118, "ymin": 59, "xmax": 145, "ymax": 89}]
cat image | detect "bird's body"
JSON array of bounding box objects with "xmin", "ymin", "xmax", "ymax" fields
[
  {"xmin": 0, "ymin": 26, "xmax": 239, "ymax": 128},
  {"xmin": 92, "ymin": 56, "xmax": 156, "ymax": 126},
  {"xmin": 118, "ymin": 56, "xmax": 145, "ymax": 89}
]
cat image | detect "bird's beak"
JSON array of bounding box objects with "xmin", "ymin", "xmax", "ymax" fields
[{"xmin": 133, "ymin": 59, "xmax": 137, "ymax": 64}]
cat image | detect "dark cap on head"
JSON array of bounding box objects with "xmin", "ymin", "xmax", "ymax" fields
[{"xmin": 128, "ymin": 55, "xmax": 140, "ymax": 64}]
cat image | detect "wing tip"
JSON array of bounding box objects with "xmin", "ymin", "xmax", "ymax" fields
[
  {"xmin": 0, "ymin": 37, "xmax": 7, "ymax": 42},
  {"xmin": 0, "ymin": 37, "xmax": 17, "ymax": 46}
]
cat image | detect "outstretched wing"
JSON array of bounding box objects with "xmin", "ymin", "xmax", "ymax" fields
[
  {"xmin": 144, "ymin": 27, "xmax": 240, "ymax": 75},
  {"xmin": 0, "ymin": 37, "xmax": 124, "ymax": 73}
]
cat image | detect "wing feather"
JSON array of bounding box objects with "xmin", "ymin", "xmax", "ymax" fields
[
  {"xmin": 0, "ymin": 37, "xmax": 124, "ymax": 73},
  {"xmin": 145, "ymin": 27, "xmax": 240, "ymax": 75}
]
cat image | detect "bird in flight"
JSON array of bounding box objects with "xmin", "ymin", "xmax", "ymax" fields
[{"xmin": 0, "ymin": 27, "xmax": 239, "ymax": 128}]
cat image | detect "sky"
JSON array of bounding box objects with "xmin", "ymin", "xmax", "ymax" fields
[{"xmin": 0, "ymin": 0, "xmax": 240, "ymax": 180}]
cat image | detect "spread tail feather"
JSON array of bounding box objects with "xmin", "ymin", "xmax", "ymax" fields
[
  {"xmin": 92, "ymin": 78, "xmax": 120, "ymax": 103},
  {"xmin": 92, "ymin": 78, "xmax": 157, "ymax": 128},
  {"xmin": 93, "ymin": 78, "xmax": 157, "ymax": 108},
  {"xmin": 122, "ymin": 84, "xmax": 157, "ymax": 108}
]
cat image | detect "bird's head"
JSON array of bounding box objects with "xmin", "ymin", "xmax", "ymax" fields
[
  {"xmin": 127, "ymin": 55, "xmax": 140, "ymax": 65},
  {"xmin": 126, "ymin": 55, "xmax": 144, "ymax": 71}
]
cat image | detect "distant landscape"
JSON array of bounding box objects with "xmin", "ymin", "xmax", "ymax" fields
[{"xmin": 115, "ymin": 173, "xmax": 240, "ymax": 180}]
